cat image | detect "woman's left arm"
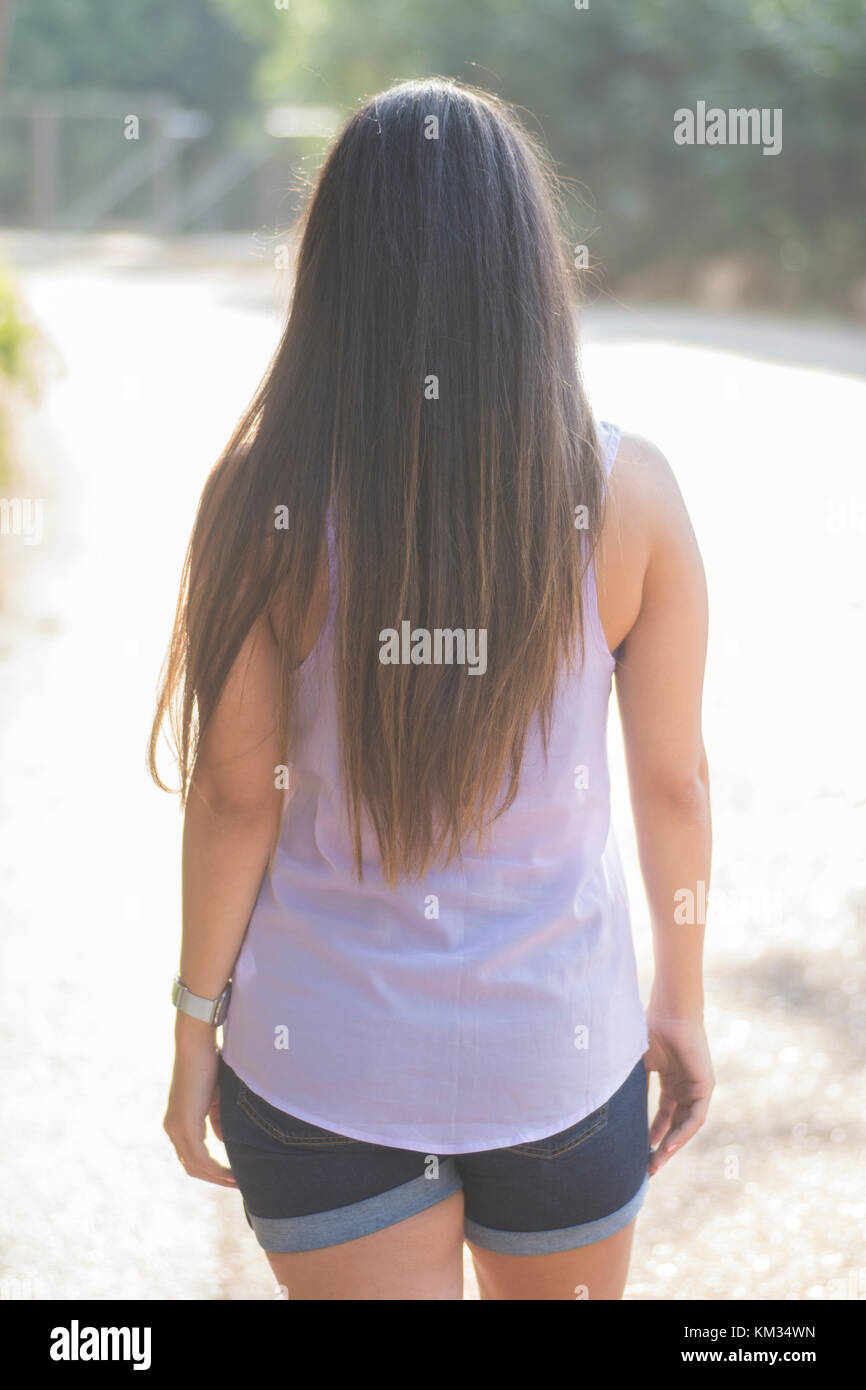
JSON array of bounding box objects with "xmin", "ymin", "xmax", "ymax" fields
[{"xmin": 163, "ymin": 612, "xmax": 283, "ymax": 1187}]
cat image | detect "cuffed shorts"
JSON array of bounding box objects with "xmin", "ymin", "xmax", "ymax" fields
[{"xmin": 218, "ymin": 1054, "xmax": 650, "ymax": 1256}]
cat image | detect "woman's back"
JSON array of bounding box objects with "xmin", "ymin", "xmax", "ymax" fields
[{"xmin": 220, "ymin": 419, "xmax": 650, "ymax": 1152}]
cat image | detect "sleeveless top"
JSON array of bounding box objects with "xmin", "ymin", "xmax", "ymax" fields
[{"xmin": 221, "ymin": 420, "xmax": 649, "ymax": 1153}]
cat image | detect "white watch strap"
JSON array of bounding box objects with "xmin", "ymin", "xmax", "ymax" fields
[{"xmin": 172, "ymin": 974, "xmax": 230, "ymax": 1026}]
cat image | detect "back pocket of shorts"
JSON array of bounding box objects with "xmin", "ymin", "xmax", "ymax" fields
[
  {"xmin": 237, "ymin": 1082, "xmax": 360, "ymax": 1148},
  {"xmin": 506, "ymin": 1101, "xmax": 609, "ymax": 1159}
]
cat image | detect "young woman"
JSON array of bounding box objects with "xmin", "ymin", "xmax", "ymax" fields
[{"xmin": 153, "ymin": 78, "xmax": 713, "ymax": 1301}]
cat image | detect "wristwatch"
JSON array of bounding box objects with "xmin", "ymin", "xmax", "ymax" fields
[{"xmin": 171, "ymin": 973, "xmax": 232, "ymax": 1027}]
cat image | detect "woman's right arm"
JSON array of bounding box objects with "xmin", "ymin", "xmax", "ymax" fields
[{"xmin": 607, "ymin": 433, "xmax": 714, "ymax": 1175}]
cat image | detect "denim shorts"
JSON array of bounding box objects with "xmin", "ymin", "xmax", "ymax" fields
[{"xmin": 217, "ymin": 1054, "xmax": 650, "ymax": 1256}]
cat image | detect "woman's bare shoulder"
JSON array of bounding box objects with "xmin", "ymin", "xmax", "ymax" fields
[
  {"xmin": 596, "ymin": 429, "xmax": 692, "ymax": 651},
  {"xmin": 610, "ymin": 430, "xmax": 683, "ymax": 512}
]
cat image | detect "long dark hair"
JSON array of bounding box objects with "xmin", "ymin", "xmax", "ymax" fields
[{"xmin": 149, "ymin": 77, "xmax": 605, "ymax": 885}]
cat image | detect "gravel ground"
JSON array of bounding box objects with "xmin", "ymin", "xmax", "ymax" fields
[{"xmin": 1, "ymin": 234, "xmax": 863, "ymax": 1301}]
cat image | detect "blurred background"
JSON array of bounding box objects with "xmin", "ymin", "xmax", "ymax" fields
[{"xmin": 0, "ymin": 0, "xmax": 864, "ymax": 1301}]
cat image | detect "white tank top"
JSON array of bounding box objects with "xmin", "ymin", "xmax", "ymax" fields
[{"xmin": 222, "ymin": 420, "xmax": 648, "ymax": 1152}]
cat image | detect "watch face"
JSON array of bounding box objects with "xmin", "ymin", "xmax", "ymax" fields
[{"xmin": 215, "ymin": 984, "xmax": 231, "ymax": 1026}]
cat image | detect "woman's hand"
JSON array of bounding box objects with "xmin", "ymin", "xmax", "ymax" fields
[
  {"xmin": 644, "ymin": 1011, "xmax": 714, "ymax": 1176},
  {"xmin": 163, "ymin": 1017, "xmax": 238, "ymax": 1187}
]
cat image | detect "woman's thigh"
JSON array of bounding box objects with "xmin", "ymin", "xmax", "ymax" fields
[
  {"xmin": 467, "ymin": 1217, "xmax": 637, "ymax": 1301},
  {"xmin": 267, "ymin": 1189, "xmax": 466, "ymax": 1301}
]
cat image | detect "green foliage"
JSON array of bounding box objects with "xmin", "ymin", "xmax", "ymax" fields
[
  {"xmin": 6, "ymin": 0, "xmax": 865, "ymax": 306},
  {"xmin": 0, "ymin": 262, "xmax": 39, "ymax": 492},
  {"xmin": 0, "ymin": 265, "xmax": 36, "ymax": 392},
  {"xmin": 7, "ymin": 0, "xmax": 264, "ymax": 122},
  {"xmin": 218, "ymin": 0, "xmax": 866, "ymax": 307}
]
